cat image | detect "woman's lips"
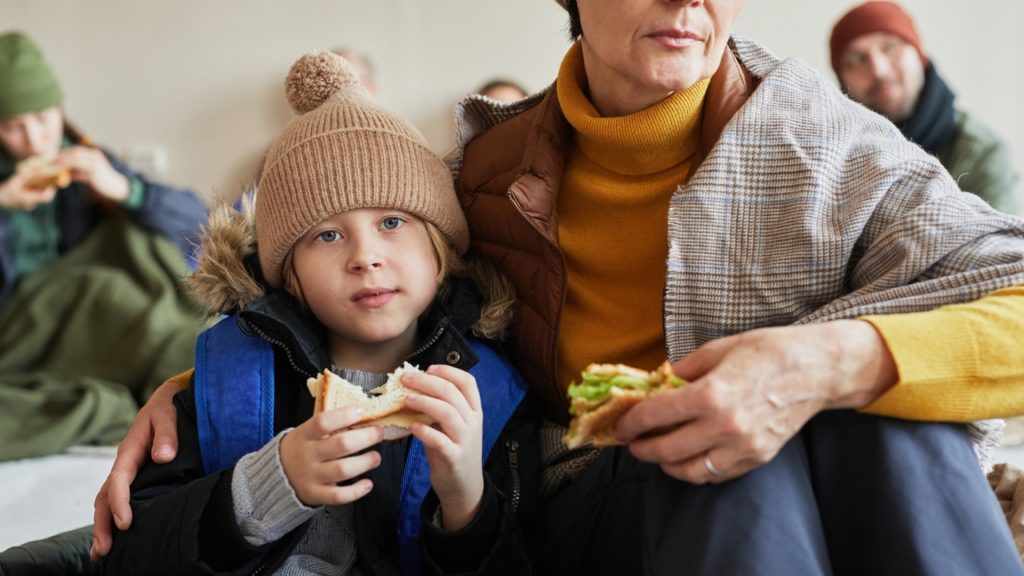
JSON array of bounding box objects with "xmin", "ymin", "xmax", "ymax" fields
[
  {"xmin": 352, "ymin": 289, "xmax": 398, "ymax": 308},
  {"xmin": 647, "ymin": 29, "xmax": 703, "ymax": 49}
]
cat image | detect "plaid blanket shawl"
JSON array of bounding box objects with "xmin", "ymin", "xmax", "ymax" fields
[
  {"xmin": 451, "ymin": 37, "xmax": 1024, "ymax": 472},
  {"xmin": 668, "ymin": 38, "xmax": 1024, "ymax": 348}
]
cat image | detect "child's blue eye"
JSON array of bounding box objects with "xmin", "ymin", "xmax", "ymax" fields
[
  {"xmin": 316, "ymin": 230, "xmax": 341, "ymax": 243},
  {"xmin": 381, "ymin": 217, "xmax": 403, "ymax": 230}
]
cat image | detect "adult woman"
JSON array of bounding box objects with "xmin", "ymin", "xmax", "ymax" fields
[
  {"xmin": 453, "ymin": 0, "xmax": 1024, "ymax": 572},
  {"xmin": 94, "ymin": 1, "xmax": 1024, "ymax": 573}
]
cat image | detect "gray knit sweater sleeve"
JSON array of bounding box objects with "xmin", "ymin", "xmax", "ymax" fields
[{"xmin": 232, "ymin": 429, "xmax": 319, "ymax": 546}]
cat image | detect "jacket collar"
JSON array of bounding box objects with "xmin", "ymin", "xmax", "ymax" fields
[
  {"xmin": 236, "ymin": 277, "xmax": 483, "ymax": 378},
  {"xmin": 480, "ymin": 39, "xmax": 756, "ymax": 244},
  {"xmin": 697, "ymin": 39, "xmax": 757, "ymax": 168},
  {"xmin": 450, "ymin": 37, "xmax": 757, "ymax": 186}
]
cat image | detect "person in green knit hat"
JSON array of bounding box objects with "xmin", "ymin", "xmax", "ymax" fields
[
  {"xmin": 0, "ymin": 32, "xmax": 210, "ymax": 471},
  {"xmin": 0, "ymin": 30, "xmax": 208, "ymax": 309}
]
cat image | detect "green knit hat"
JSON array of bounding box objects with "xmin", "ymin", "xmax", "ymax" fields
[{"xmin": 0, "ymin": 31, "xmax": 63, "ymax": 121}]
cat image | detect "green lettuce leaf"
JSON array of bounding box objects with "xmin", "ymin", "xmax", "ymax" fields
[{"xmin": 567, "ymin": 373, "xmax": 652, "ymax": 403}]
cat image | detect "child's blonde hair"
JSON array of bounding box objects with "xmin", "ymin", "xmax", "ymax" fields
[{"xmin": 282, "ymin": 221, "xmax": 514, "ymax": 339}]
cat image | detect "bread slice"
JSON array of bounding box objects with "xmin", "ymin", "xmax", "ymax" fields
[
  {"xmin": 18, "ymin": 156, "xmax": 71, "ymax": 189},
  {"xmin": 306, "ymin": 363, "xmax": 434, "ymax": 440},
  {"xmin": 564, "ymin": 387, "xmax": 650, "ymax": 449}
]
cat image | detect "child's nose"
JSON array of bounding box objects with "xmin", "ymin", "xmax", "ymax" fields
[
  {"xmin": 349, "ymin": 258, "xmax": 383, "ymax": 272},
  {"xmin": 347, "ymin": 240, "xmax": 384, "ymax": 273}
]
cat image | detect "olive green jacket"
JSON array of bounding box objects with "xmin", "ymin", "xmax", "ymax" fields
[{"xmin": 939, "ymin": 109, "xmax": 1019, "ymax": 214}]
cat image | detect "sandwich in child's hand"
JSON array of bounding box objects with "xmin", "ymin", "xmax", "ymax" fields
[
  {"xmin": 563, "ymin": 361, "xmax": 687, "ymax": 449},
  {"xmin": 306, "ymin": 362, "xmax": 435, "ymax": 440},
  {"xmin": 17, "ymin": 155, "xmax": 71, "ymax": 190}
]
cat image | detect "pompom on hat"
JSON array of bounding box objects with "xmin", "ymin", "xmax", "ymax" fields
[
  {"xmin": 830, "ymin": 2, "xmax": 927, "ymax": 76},
  {"xmin": 256, "ymin": 51, "xmax": 468, "ymax": 288}
]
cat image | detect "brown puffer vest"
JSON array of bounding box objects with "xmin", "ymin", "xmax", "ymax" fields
[{"xmin": 453, "ymin": 43, "xmax": 755, "ymax": 423}]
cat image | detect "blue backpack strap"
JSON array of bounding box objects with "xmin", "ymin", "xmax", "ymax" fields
[
  {"xmin": 396, "ymin": 338, "xmax": 529, "ymax": 576},
  {"xmin": 194, "ymin": 315, "xmax": 277, "ymax": 474}
]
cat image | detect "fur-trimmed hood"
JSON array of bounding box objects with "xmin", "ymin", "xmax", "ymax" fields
[
  {"xmin": 187, "ymin": 196, "xmax": 266, "ymax": 316},
  {"xmin": 188, "ymin": 193, "xmax": 516, "ymax": 340}
]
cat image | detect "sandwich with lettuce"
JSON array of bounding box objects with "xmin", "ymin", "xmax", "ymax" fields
[{"xmin": 563, "ymin": 362, "xmax": 686, "ymax": 448}]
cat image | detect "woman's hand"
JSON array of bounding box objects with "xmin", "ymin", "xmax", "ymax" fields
[
  {"xmin": 279, "ymin": 407, "xmax": 384, "ymax": 507},
  {"xmin": 0, "ymin": 168, "xmax": 57, "ymax": 210},
  {"xmin": 616, "ymin": 320, "xmax": 897, "ymax": 484},
  {"xmin": 91, "ymin": 375, "xmax": 186, "ymax": 560},
  {"xmin": 403, "ymin": 365, "xmax": 484, "ymax": 532},
  {"xmin": 56, "ymin": 146, "xmax": 130, "ymax": 202}
]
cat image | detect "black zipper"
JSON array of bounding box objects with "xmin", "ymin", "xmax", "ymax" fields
[
  {"xmin": 240, "ymin": 317, "xmax": 315, "ymax": 378},
  {"xmin": 403, "ymin": 323, "xmax": 446, "ymax": 364},
  {"xmin": 505, "ymin": 439, "xmax": 521, "ymax": 512}
]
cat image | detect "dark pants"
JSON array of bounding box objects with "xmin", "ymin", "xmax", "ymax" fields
[{"xmin": 539, "ymin": 411, "xmax": 1021, "ymax": 576}]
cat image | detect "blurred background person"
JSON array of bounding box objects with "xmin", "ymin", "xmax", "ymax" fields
[
  {"xmin": 831, "ymin": 1, "xmax": 1018, "ymax": 213},
  {"xmin": 477, "ymin": 78, "xmax": 528, "ymax": 102},
  {"xmin": 0, "ymin": 30, "xmax": 209, "ymax": 461},
  {"xmin": 0, "ymin": 30, "xmax": 207, "ymax": 307}
]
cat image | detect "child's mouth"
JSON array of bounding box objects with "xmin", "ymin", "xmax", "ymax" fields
[{"xmin": 352, "ymin": 288, "xmax": 398, "ymax": 308}]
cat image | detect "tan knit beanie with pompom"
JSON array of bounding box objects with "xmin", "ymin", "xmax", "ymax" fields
[{"xmin": 255, "ymin": 51, "xmax": 468, "ymax": 288}]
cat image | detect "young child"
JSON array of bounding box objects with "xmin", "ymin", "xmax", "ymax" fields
[{"xmin": 102, "ymin": 52, "xmax": 540, "ymax": 575}]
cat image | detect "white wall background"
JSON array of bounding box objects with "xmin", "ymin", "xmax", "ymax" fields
[{"xmin": 6, "ymin": 1, "xmax": 1023, "ymax": 213}]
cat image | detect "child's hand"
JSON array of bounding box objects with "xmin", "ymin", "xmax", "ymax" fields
[
  {"xmin": 403, "ymin": 365, "xmax": 484, "ymax": 531},
  {"xmin": 279, "ymin": 406, "xmax": 384, "ymax": 507}
]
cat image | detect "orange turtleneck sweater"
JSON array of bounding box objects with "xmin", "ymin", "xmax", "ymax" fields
[{"xmin": 554, "ymin": 42, "xmax": 709, "ymax": 390}]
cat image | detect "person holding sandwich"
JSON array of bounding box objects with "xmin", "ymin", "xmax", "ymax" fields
[
  {"xmin": 0, "ymin": 30, "xmax": 206, "ymax": 311},
  {"xmin": 93, "ymin": 1, "xmax": 1024, "ymax": 574},
  {"xmin": 99, "ymin": 52, "xmax": 541, "ymax": 575},
  {"xmin": 0, "ymin": 30, "xmax": 209, "ymax": 465}
]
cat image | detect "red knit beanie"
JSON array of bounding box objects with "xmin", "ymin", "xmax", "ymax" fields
[{"xmin": 830, "ymin": 2, "xmax": 927, "ymax": 75}]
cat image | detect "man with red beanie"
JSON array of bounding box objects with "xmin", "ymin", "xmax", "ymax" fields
[{"xmin": 831, "ymin": 1, "xmax": 1018, "ymax": 214}]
